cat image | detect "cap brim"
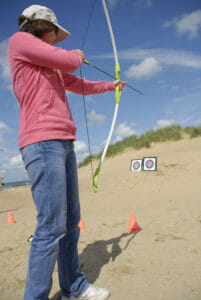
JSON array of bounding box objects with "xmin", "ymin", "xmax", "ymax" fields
[{"xmin": 55, "ymin": 24, "xmax": 70, "ymax": 42}]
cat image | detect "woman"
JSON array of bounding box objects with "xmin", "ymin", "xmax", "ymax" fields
[{"xmin": 8, "ymin": 5, "xmax": 125, "ymax": 300}]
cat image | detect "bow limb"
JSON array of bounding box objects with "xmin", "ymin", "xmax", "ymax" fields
[{"xmin": 93, "ymin": 0, "xmax": 121, "ymax": 192}]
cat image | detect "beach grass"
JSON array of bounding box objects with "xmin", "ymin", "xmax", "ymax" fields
[
  {"xmin": 183, "ymin": 125, "xmax": 201, "ymax": 138},
  {"xmin": 79, "ymin": 124, "xmax": 201, "ymax": 168}
]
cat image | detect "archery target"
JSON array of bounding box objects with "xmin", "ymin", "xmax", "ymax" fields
[
  {"xmin": 130, "ymin": 159, "xmax": 142, "ymax": 171},
  {"xmin": 143, "ymin": 157, "xmax": 157, "ymax": 171}
]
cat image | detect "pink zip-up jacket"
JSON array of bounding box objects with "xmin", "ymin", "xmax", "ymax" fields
[{"xmin": 8, "ymin": 32, "xmax": 115, "ymax": 149}]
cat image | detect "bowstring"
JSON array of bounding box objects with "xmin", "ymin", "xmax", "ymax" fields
[
  {"xmin": 79, "ymin": 0, "xmax": 97, "ymax": 180},
  {"xmin": 80, "ymin": 0, "xmax": 97, "ymax": 50}
]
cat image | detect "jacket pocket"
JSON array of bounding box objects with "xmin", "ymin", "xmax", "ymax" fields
[{"xmin": 40, "ymin": 88, "xmax": 55, "ymax": 114}]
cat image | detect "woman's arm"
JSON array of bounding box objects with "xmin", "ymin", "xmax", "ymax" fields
[
  {"xmin": 8, "ymin": 32, "xmax": 83, "ymax": 73},
  {"xmin": 62, "ymin": 72, "xmax": 115, "ymax": 95}
]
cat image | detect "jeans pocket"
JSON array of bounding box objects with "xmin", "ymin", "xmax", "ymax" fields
[{"xmin": 20, "ymin": 143, "xmax": 42, "ymax": 170}]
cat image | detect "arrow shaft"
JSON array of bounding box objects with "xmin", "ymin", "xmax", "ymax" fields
[{"xmin": 84, "ymin": 60, "xmax": 144, "ymax": 95}]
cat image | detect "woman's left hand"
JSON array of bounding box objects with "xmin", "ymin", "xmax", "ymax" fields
[{"xmin": 113, "ymin": 80, "xmax": 126, "ymax": 91}]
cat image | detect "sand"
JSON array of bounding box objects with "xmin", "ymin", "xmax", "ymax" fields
[{"xmin": 0, "ymin": 136, "xmax": 201, "ymax": 300}]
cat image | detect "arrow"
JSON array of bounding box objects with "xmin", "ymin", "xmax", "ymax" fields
[{"xmin": 84, "ymin": 59, "xmax": 144, "ymax": 96}]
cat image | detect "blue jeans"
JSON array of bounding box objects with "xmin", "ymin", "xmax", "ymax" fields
[{"xmin": 20, "ymin": 140, "xmax": 87, "ymax": 300}]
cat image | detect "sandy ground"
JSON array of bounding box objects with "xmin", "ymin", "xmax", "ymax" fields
[{"xmin": 0, "ymin": 136, "xmax": 201, "ymax": 300}]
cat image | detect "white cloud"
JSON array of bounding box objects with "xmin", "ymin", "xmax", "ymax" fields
[
  {"xmin": 164, "ymin": 90, "xmax": 201, "ymax": 128},
  {"xmin": 91, "ymin": 145, "xmax": 102, "ymax": 156},
  {"xmin": 114, "ymin": 122, "xmax": 136, "ymax": 142},
  {"xmin": 0, "ymin": 122, "xmax": 9, "ymax": 131},
  {"xmin": 0, "ymin": 122, "xmax": 11, "ymax": 144},
  {"xmin": 0, "ymin": 150, "xmax": 26, "ymax": 182},
  {"xmin": 74, "ymin": 140, "xmax": 88, "ymax": 165},
  {"xmin": 87, "ymin": 109, "xmax": 106, "ymax": 127},
  {"xmin": 194, "ymin": 78, "xmax": 201, "ymax": 89},
  {"xmin": 146, "ymin": 0, "xmax": 152, "ymax": 7},
  {"xmin": 154, "ymin": 119, "xmax": 176, "ymax": 130},
  {"xmin": 10, "ymin": 154, "xmax": 23, "ymax": 166},
  {"xmin": 0, "ymin": 39, "xmax": 12, "ymax": 91},
  {"xmin": 75, "ymin": 123, "xmax": 137, "ymax": 164},
  {"xmin": 0, "ymin": 39, "xmax": 10, "ymax": 80},
  {"xmin": 93, "ymin": 48, "xmax": 201, "ymax": 70},
  {"xmin": 124, "ymin": 57, "xmax": 162, "ymax": 79},
  {"xmin": 122, "ymin": 49, "xmax": 201, "ymax": 69},
  {"xmin": 0, "ymin": 146, "xmax": 7, "ymax": 151},
  {"xmin": 74, "ymin": 140, "xmax": 102, "ymax": 165},
  {"xmin": 76, "ymin": 151, "xmax": 89, "ymax": 165},
  {"xmin": 133, "ymin": 0, "xmax": 153, "ymax": 9},
  {"xmin": 108, "ymin": 0, "xmax": 152, "ymax": 9},
  {"xmin": 171, "ymin": 85, "xmax": 181, "ymax": 91},
  {"xmin": 108, "ymin": 0, "xmax": 119, "ymax": 7},
  {"xmin": 163, "ymin": 10, "xmax": 201, "ymax": 39},
  {"xmin": 74, "ymin": 140, "xmax": 88, "ymax": 153}
]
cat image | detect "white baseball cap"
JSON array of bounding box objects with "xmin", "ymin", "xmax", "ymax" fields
[{"xmin": 20, "ymin": 5, "xmax": 70, "ymax": 42}]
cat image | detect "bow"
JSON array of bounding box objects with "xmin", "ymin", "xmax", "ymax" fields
[{"xmin": 93, "ymin": 0, "xmax": 121, "ymax": 192}]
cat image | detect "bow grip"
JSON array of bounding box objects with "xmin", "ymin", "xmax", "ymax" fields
[{"xmin": 115, "ymin": 63, "xmax": 121, "ymax": 104}]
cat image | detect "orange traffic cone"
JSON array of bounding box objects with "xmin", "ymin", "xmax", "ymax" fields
[
  {"xmin": 128, "ymin": 212, "xmax": 140, "ymax": 233},
  {"xmin": 78, "ymin": 217, "xmax": 86, "ymax": 231},
  {"xmin": 8, "ymin": 212, "xmax": 15, "ymax": 224}
]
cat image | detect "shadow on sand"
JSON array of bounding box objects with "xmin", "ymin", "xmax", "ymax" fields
[
  {"xmin": 79, "ymin": 232, "xmax": 136, "ymax": 283},
  {"xmin": 50, "ymin": 232, "xmax": 136, "ymax": 300}
]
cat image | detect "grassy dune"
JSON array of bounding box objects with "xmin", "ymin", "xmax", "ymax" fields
[{"xmin": 79, "ymin": 125, "xmax": 201, "ymax": 168}]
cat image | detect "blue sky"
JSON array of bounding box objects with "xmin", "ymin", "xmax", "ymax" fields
[{"xmin": 0, "ymin": 0, "xmax": 201, "ymax": 182}]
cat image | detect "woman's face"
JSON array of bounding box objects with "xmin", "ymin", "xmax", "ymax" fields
[{"xmin": 41, "ymin": 30, "xmax": 57, "ymax": 45}]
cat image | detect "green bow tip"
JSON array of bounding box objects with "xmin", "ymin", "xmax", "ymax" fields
[{"xmin": 93, "ymin": 167, "xmax": 101, "ymax": 193}]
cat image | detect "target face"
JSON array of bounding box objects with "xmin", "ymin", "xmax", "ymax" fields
[
  {"xmin": 145, "ymin": 160, "xmax": 154, "ymax": 169},
  {"xmin": 143, "ymin": 157, "xmax": 157, "ymax": 171},
  {"xmin": 130, "ymin": 159, "xmax": 142, "ymax": 171},
  {"xmin": 134, "ymin": 161, "xmax": 141, "ymax": 170}
]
